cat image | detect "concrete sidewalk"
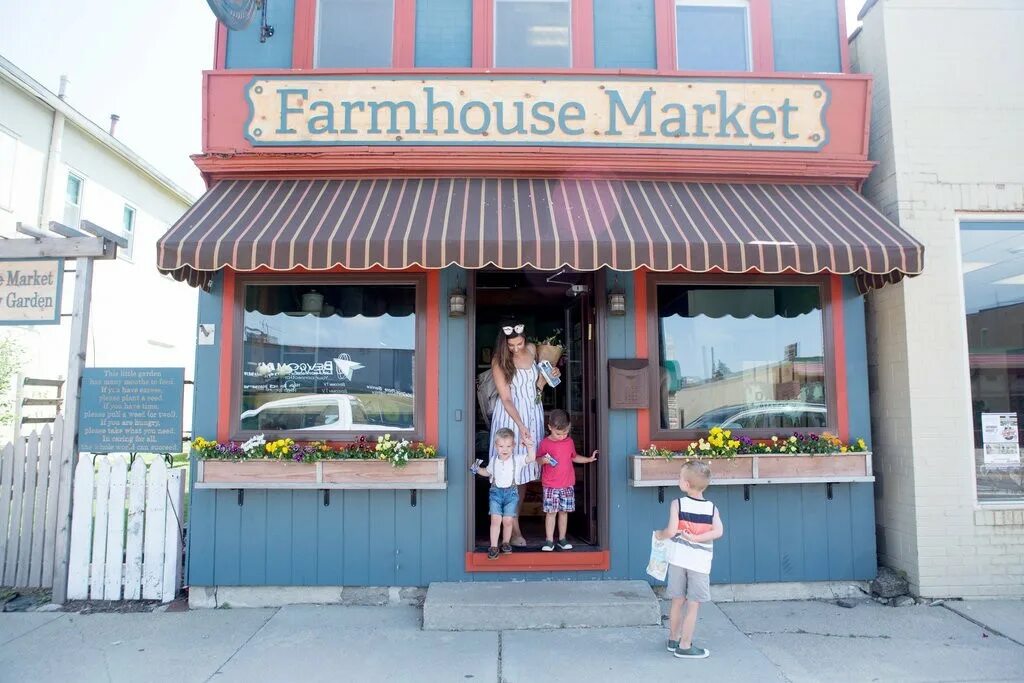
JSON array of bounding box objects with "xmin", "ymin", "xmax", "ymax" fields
[{"xmin": 1, "ymin": 599, "xmax": 1022, "ymax": 682}]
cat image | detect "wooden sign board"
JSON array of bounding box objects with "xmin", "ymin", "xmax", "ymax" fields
[
  {"xmin": 0, "ymin": 258, "xmax": 63, "ymax": 325},
  {"xmin": 246, "ymin": 76, "xmax": 830, "ymax": 151},
  {"xmin": 79, "ymin": 368, "xmax": 185, "ymax": 453}
]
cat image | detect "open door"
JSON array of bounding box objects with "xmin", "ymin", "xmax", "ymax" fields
[{"xmin": 565, "ymin": 288, "xmax": 599, "ymax": 545}]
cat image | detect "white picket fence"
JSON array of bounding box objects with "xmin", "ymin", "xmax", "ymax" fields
[
  {"xmin": 67, "ymin": 455, "xmax": 184, "ymax": 602},
  {"xmin": 0, "ymin": 417, "xmax": 72, "ymax": 589}
]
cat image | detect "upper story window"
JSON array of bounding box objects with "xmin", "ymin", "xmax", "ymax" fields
[
  {"xmin": 64, "ymin": 172, "xmax": 84, "ymax": 228},
  {"xmin": 121, "ymin": 204, "xmax": 136, "ymax": 261},
  {"xmin": 494, "ymin": 0, "xmax": 571, "ymax": 68},
  {"xmin": 676, "ymin": 0, "xmax": 751, "ymax": 72},
  {"xmin": 0, "ymin": 128, "xmax": 16, "ymax": 212},
  {"xmin": 316, "ymin": 0, "xmax": 395, "ymax": 68}
]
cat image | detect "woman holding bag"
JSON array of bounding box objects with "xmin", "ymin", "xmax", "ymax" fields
[{"xmin": 489, "ymin": 323, "xmax": 559, "ymax": 546}]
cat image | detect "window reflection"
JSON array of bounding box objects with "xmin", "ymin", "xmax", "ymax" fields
[
  {"xmin": 656, "ymin": 284, "xmax": 827, "ymax": 432},
  {"xmin": 494, "ymin": 0, "xmax": 571, "ymax": 68},
  {"xmin": 240, "ymin": 284, "xmax": 417, "ymax": 434}
]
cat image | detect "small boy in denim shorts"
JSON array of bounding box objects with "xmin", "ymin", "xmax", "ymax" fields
[
  {"xmin": 474, "ymin": 427, "xmax": 537, "ymax": 559},
  {"xmin": 537, "ymin": 410, "xmax": 598, "ymax": 552}
]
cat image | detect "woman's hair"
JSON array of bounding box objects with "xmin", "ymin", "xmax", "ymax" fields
[{"xmin": 493, "ymin": 326, "xmax": 526, "ymax": 384}]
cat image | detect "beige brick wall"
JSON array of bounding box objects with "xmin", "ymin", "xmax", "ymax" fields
[{"xmin": 852, "ymin": 0, "xmax": 1024, "ymax": 598}]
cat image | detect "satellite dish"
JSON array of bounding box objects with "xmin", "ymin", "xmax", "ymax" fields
[{"xmin": 206, "ymin": 0, "xmax": 258, "ymax": 31}]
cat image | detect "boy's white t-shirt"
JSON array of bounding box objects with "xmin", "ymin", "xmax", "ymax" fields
[{"xmin": 491, "ymin": 455, "xmax": 516, "ymax": 488}]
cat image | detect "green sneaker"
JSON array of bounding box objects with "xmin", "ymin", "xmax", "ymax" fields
[
  {"xmin": 666, "ymin": 639, "xmax": 680, "ymax": 652},
  {"xmin": 674, "ymin": 645, "xmax": 710, "ymax": 659}
]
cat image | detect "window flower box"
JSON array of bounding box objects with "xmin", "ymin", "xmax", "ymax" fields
[
  {"xmin": 628, "ymin": 452, "xmax": 872, "ymax": 487},
  {"xmin": 195, "ymin": 458, "xmax": 447, "ymax": 490}
]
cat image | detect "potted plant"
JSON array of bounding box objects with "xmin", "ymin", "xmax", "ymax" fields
[{"xmin": 192, "ymin": 434, "xmax": 446, "ymax": 489}]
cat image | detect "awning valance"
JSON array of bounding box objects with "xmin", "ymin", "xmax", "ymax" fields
[{"xmin": 157, "ymin": 178, "xmax": 923, "ymax": 292}]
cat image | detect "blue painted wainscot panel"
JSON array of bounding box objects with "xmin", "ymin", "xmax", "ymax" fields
[
  {"xmin": 225, "ymin": 0, "xmax": 295, "ymax": 69},
  {"xmin": 594, "ymin": 0, "xmax": 657, "ymax": 69},
  {"xmin": 771, "ymin": 0, "xmax": 842, "ymax": 73},
  {"xmin": 415, "ymin": 0, "xmax": 473, "ymax": 67}
]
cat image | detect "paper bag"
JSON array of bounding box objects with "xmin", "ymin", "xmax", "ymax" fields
[{"xmin": 646, "ymin": 531, "xmax": 668, "ymax": 582}]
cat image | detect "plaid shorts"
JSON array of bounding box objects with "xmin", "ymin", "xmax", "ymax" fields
[{"xmin": 542, "ymin": 486, "xmax": 575, "ymax": 513}]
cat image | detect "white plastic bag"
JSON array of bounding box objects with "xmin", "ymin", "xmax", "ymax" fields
[{"xmin": 646, "ymin": 531, "xmax": 668, "ymax": 581}]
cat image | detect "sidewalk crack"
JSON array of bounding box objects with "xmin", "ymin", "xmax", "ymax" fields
[
  {"xmin": 0, "ymin": 613, "xmax": 66, "ymax": 648},
  {"xmin": 744, "ymin": 629, "xmax": 891, "ymax": 639},
  {"xmin": 716, "ymin": 606, "xmax": 794, "ymax": 683},
  {"xmin": 942, "ymin": 605, "xmax": 1024, "ymax": 648},
  {"xmin": 204, "ymin": 607, "xmax": 280, "ymax": 681},
  {"xmin": 497, "ymin": 631, "xmax": 504, "ymax": 683}
]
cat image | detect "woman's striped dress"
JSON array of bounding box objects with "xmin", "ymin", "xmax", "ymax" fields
[{"xmin": 488, "ymin": 363, "xmax": 544, "ymax": 484}]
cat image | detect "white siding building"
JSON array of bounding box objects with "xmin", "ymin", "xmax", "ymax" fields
[
  {"xmin": 851, "ymin": 0, "xmax": 1024, "ymax": 598},
  {"xmin": 0, "ymin": 56, "xmax": 197, "ymax": 439}
]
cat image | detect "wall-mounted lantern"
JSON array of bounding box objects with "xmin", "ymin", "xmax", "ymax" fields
[
  {"xmin": 608, "ymin": 290, "xmax": 626, "ymax": 316},
  {"xmin": 449, "ymin": 288, "xmax": 467, "ymax": 317}
]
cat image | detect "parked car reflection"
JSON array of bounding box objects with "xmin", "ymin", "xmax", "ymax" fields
[
  {"xmin": 240, "ymin": 394, "xmax": 412, "ymax": 432},
  {"xmin": 685, "ymin": 401, "xmax": 827, "ymax": 430}
]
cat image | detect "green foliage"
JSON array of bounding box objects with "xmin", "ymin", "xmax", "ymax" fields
[{"xmin": 0, "ymin": 336, "xmax": 24, "ymax": 427}]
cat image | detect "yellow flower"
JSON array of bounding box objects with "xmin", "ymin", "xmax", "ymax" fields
[
  {"xmin": 728, "ymin": 440, "xmax": 740, "ymax": 449},
  {"xmin": 710, "ymin": 427, "xmax": 723, "ymax": 436},
  {"xmin": 724, "ymin": 430, "xmax": 732, "ymax": 438},
  {"xmin": 789, "ymin": 436, "xmax": 797, "ymax": 443},
  {"xmin": 771, "ymin": 436, "xmax": 779, "ymax": 443},
  {"xmin": 857, "ymin": 438, "xmax": 866, "ymax": 449},
  {"xmin": 841, "ymin": 446, "xmax": 848, "ymax": 453}
]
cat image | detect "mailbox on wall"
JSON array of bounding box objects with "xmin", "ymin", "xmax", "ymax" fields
[{"xmin": 608, "ymin": 359, "xmax": 649, "ymax": 409}]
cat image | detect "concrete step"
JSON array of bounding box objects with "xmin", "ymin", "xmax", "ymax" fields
[{"xmin": 422, "ymin": 580, "xmax": 661, "ymax": 631}]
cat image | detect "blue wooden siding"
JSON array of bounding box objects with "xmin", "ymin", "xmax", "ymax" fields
[
  {"xmin": 187, "ymin": 267, "xmax": 876, "ymax": 587},
  {"xmin": 770, "ymin": 0, "xmax": 841, "ymax": 73},
  {"xmin": 224, "ymin": 0, "xmax": 295, "ymax": 69},
  {"xmin": 415, "ymin": 0, "xmax": 473, "ymax": 67},
  {"xmin": 593, "ymin": 0, "xmax": 657, "ymax": 69}
]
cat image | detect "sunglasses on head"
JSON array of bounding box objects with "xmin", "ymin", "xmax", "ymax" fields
[{"xmin": 502, "ymin": 324, "xmax": 525, "ymax": 336}]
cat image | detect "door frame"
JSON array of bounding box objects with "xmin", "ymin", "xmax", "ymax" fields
[{"xmin": 462, "ymin": 268, "xmax": 612, "ymax": 572}]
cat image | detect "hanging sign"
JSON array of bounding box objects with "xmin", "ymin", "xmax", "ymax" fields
[
  {"xmin": 79, "ymin": 368, "xmax": 185, "ymax": 453},
  {"xmin": 0, "ymin": 259, "xmax": 63, "ymax": 325},
  {"xmin": 981, "ymin": 412, "xmax": 1020, "ymax": 466},
  {"xmin": 245, "ymin": 76, "xmax": 830, "ymax": 151}
]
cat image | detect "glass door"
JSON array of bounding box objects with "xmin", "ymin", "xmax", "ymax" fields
[{"xmin": 565, "ymin": 288, "xmax": 598, "ymax": 544}]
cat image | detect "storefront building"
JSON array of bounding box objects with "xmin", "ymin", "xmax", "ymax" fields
[
  {"xmin": 852, "ymin": 0, "xmax": 1024, "ymax": 598},
  {"xmin": 158, "ymin": 0, "xmax": 923, "ymax": 595}
]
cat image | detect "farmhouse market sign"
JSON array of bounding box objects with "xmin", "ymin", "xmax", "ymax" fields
[
  {"xmin": 245, "ymin": 76, "xmax": 830, "ymax": 151},
  {"xmin": 0, "ymin": 259, "xmax": 63, "ymax": 325}
]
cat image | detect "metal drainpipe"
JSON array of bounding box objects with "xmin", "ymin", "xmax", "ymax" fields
[{"xmin": 38, "ymin": 76, "xmax": 69, "ymax": 230}]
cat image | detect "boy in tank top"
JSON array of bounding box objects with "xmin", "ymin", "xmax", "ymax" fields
[{"xmin": 655, "ymin": 460, "xmax": 724, "ymax": 659}]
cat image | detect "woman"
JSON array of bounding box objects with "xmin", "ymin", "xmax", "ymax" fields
[{"xmin": 489, "ymin": 323, "xmax": 559, "ymax": 546}]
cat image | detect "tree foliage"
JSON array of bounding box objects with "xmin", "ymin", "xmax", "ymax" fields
[{"xmin": 0, "ymin": 336, "xmax": 24, "ymax": 426}]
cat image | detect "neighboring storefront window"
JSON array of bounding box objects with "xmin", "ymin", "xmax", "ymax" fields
[
  {"xmin": 316, "ymin": 0, "xmax": 395, "ymax": 67},
  {"xmin": 236, "ymin": 280, "xmax": 420, "ymax": 437},
  {"xmin": 653, "ymin": 280, "xmax": 829, "ymax": 436},
  {"xmin": 961, "ymin": 219, "xmax": 1024, "ymax": 503},
  {"xmin": 675, "ymin": 0, "xmax": 751, "ymax": 72},
  {"xmin": 494, "ymin": 0, "xmax": 571, "ymax": 68}
]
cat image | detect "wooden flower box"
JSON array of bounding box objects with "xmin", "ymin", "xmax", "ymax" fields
[
  {"xmin": 195, "ymin": 458, "xmax": 447, "ymax": 490},
  {"xmin": 628, "ymin": 452, "xmax": 872, "ymax": 487}
]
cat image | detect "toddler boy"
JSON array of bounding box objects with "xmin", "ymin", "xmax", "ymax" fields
[
  {"xmin": 537, "ymin": 409, "xmax": 597, "ymax": 552},
  {"xmin": 474, "ymin": 427, "xmax": 536, "ymax": 559}
]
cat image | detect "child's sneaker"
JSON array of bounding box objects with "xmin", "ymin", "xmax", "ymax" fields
[
  {"xmin": 556, "ymin": 539, "xmax": 573, "ymax": 550},
  {"xmin": 487, "ymin": 546, "xmax": 500, "ymax": 560},
  {"xmin": 673, "ymin": 645, "xmax": 710, "ymax": 659},
  {"xmin": 541, "ymin": 540, "xmax": 555, "ymax": 552},
  {"xmin": 500, "ymin": 543, "xmax": 512, "ymax": 554},
  {"xmin": 666, "ymin": 639, "xmax": 680, "ymax": 652}
]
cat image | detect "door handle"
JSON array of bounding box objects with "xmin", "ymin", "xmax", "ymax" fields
[{"xmin": 587, "ymin": 323, "xmax": 592, "ymax": 341}]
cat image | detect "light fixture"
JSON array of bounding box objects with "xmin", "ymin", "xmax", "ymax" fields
[
  {"xmin": 608, "ymin": 290, "xmax": 626, "ymax": 316},
  {"xmin": 449, "ymin": 288, "xmax": 467, "ymax": 317}
]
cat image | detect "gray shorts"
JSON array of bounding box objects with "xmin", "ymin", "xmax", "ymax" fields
[{"xmin": 666, "ymin": 564, "xmax": 711, "ymax": 602}]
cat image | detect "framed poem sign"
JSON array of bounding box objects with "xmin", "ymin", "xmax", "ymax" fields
[{"xmin": 78, "ymin": 368, "xmax": 185, "ymax": 453}]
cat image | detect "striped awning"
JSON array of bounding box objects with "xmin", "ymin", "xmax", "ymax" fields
[{"xmin": 157, "ymin": 178, "xmax": 923, "ymax": 292}]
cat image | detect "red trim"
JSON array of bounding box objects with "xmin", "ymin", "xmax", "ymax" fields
[
  {"xmin": 425, "ymin": 270, "xmax": 440, "ymax": 446},
  {"xmin": 293, "ymin": 0, "xmax": 317, "ymax": 69},
  {"xmin": 216, "ymin": 269, "xmax": 236, "ymax": 442},
  {"xmin": 750, "ymin": 0, "xmax": 774, "ymax": 72},
  {"xmin": 465, "ymin": 550, "xmax": 610, "ymax": 572},
  {"xmin": 472, "ymin": 0, "xmax": 493, "ymax": 68},
  {"xmin": 572, "ymin": 0, "xmax": 594, "ymax": 69},
  {"xmin": 837, "ymin": 0, "xmax": 851, "ymax": 73},
  {"xmin": 654, "ymin": 0, "xmax": 676, "ymax": 71},
  {"xmin": 634, "ymin": 269, "xmax": 650, "ymax": 448},
  {"xmin": 830, "ymin": 274, "xmax": 849, "ymax": 442},
  {"xmin": 214, "ymin": 23, "xmax": 228, "ymax": 70},
  {"xmin": 394, "ymin": 0, "xmax": 417, "ymax": 68}
]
